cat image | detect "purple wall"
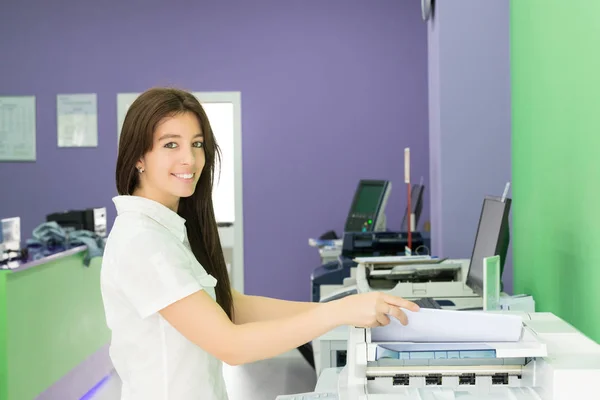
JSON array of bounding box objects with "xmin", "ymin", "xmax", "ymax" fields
[
  {"xmin": 427, "ymin": 1, "xmax": 513, "ymax": 292},
  {"xmin": 0, "ymin": 0, "xmax": 429, "ymax": 301}
]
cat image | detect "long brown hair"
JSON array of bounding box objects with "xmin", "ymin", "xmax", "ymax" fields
[{"xmin": 115, "ymin": 87, "xmax": 234, "ymax": 320}]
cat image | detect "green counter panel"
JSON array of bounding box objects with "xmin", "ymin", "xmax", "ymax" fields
[{"xmin": 0, "ymin": 251, "xmax": 110, "ymax": 399}]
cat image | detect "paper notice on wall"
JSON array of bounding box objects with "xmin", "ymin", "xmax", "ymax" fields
[
  {"xmin": 0, "ymin": 96, "xmax": 36, "ymax": 161},
  {"xmin": 57, "ymin": 93, "xmax": 98, "ymax": 147}
]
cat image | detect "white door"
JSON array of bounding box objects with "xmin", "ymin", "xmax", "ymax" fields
[{"xmin": 193, "ymin": 92, "xmax": 243, "ymax": 294}]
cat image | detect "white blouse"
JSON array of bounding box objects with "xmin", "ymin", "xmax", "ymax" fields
[{"xmin": 100, "ymin": 195, "xmax": 228, "ymax": 400}]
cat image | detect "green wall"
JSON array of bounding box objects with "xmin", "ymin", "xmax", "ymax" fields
[{"xmin": 511, "ymin": 1, "xmax": 600, "ymax": 343}]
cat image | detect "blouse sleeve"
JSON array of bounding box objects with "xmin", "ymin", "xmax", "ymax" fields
[{"xmin": 116, "ymin": 230, "xmax": 204, "ymax": 319}]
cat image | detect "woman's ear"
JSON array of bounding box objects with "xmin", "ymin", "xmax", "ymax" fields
[{"xmin": 136, "ymin": 159, "xmax": 145, "ymax": 174}]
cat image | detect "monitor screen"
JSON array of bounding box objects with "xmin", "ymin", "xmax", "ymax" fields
[
  {"xmin": 466, "ymin": 197, "xmax": 511, "ymax": 296},
  {"xmin": 344, "ymin": 180, "xmax": 390, "ymax": 232},
  {"xmin": 1, "ymin": 219, "xmax": 19, "ymax": 251},
  {"xmin": 352, "ymin": 183, "xmax": 386, "ymax": 214},
  {"xmin": 402, "ymin": 184, "xmax": 425, "ymax": 231}
]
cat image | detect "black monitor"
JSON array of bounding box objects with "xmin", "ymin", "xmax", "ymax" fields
[
  {"xmin": 401, "ymin": 184, "xmax": 425, "ymax": 232},
  {"xmin": 46, "ymin": 208, "xmax": 107, "ymax": 237},
  {"xmin": 465, "ymin": 196, "xmax": 511, "ymax": 296},
  {"xmin": 344, "ymin": 180, "xmax": 391, "ymax": 233}
]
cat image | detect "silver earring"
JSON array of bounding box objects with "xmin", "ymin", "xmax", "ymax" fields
[{"xmin": 138, "ymin": 167, "xmax": 144, "ymax": 173}]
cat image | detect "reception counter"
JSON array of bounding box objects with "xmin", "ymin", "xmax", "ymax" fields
[{"xmin": 0, "ymin": 247, "xmax": 112, "ymax": 400}]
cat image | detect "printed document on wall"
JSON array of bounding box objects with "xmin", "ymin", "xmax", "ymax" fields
[
  {"xmin": 57, "ymin": 93, "xmax": 98, "ymax": 147},
  {"xmin": 0, "ymin": 96, "xmax": 36, "ymax": 161}
]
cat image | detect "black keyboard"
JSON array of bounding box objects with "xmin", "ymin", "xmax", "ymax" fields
[{"xmin": 414, "ymin": 297, "xmax": 443, "ymax": 309}]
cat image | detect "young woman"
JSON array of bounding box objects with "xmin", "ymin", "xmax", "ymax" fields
[{"xmin": 100, "ymin": 87, "xmax": 419, "ymax": 400}]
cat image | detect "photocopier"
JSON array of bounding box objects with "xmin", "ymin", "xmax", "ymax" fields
[
  {"xmin": 319, "ymin": 194, "xmax": 515, "ymax": 308},
  {"xmin": 278, "ymin": 310, "xmax": 600, "ymax": 400},
  {"xmin": 311, "ymin": 231, "xmax": 429, "ymax": 303},
  {"xmin": 312, "ymin": 195, "xmax": 520, "ymax": 375},
  {"xmin": 310, "ymin": 179, "xmax": 430, "ymax": 303}
]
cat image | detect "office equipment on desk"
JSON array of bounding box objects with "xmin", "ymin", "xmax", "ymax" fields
[
  {"xmin": 1, "ymin": 217, "xmax": 25, "ymax": 268},
  {"xmin": 276, "ymin": 392, "xmax": 338, "ymax": 400},
  {"xmin": 308, "ymin": 238, "xmax": 343, "ymax": 248},
  {"xmin": 309, "ymin": 178, "xmax": 429, "ymax": 300},
  {"xmin": 46, "ymin": 207, "xmax": 107, "ymax": 237},
  {"xmin": 344, "ymin": 179, "xmax": 391, "ymax": 233},
  {"xmin": 312, "ymin": 194, "xmax": 518, "ymax": 376},
  {"xmin": 355, "ymin": 258, "xmax": 475, "ymax": 308},
  {"xmin": 311, "ymin": 231, "xmax": 430, "ymax": 303},
  {"xmin": 401, "ymin": 183, "xmax": 425, "ymax": 233},
  {"xmin": 357, "ymin": 195, "xmax": 512, "ymax": 306},
  {"xmin": 484, "ymin": 255, "xmax": 501, "ymax": 311},
  {"xmin": 499, "ymin": 294, "xmax": 535, "ymax": 312},
  {"xmin": 404, "ymin": 148, "xmax": 412, "ymax": 252},
  {"xmin": 296, "ymin": 311, "xmax": 600, "ymax": 400},
  {"xmin": 1, "ymin": 217, "xmax": 21, "ymax": 252},
  {"xmin": 340, "ymin": 317, "xmax": 546, "ymax": 395},
  {"xmin": 341, "ymin": 231, "xmax": 428, "ymax": 259},
  {"xmin": 354, "ymin": 255, "xmax": 446, "ymax": 266},
  {"xmin": 412, "ymin": 297, "xmax": 442, "ymax": 309},
  {"xmin": 466, "ymin": 196, "xmax": 511, "ymax": 296}
]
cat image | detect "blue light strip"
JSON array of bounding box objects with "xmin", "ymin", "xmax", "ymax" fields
[{"xmin": 79, "ymin": 373, "xmax": 114, "ymax": 400}]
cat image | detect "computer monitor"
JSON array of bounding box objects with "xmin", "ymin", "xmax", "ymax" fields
[
  {"xmin": 401, "ymin": 184, "xmax": 425, "ymax": 232},
  {"xmin": 1, "ymin": 217, "xmax": 21, "ymax": 252},
  {"xmin": 46, "ymin": 207, "xmax": 107, "ymax": 237},
  {"xmin": 465, "ymin": 196, "xmax": 511, "ymax": 297},
  {"xmin": 344, "ymin": 180, "xmax": 391, "ymax": 233}
]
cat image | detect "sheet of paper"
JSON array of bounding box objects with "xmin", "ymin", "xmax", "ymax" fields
[
  {"xmin": 57, "ymin": 94, "xmax": 98, "ymax": 147},
  {"xmin": 371, "ymin": 308, "xmax": 523, "ymax": 343},
  {"xmin": 0, "ymin": 96, "xmax": 36, "ymax": 161}
]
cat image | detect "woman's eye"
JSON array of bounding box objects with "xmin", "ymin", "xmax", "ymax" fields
[
  {"xmin": 164, "ymin": 142, "xmax": 178, "ymax": 149},
  {"xmin": 193, "ymin": 141, "xmax": 204, "ymax": 148}
]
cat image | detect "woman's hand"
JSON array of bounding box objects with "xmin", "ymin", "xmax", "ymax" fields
[{"xmin": 333, "ymin": 292, "xmax": 420, "ymax": 328}]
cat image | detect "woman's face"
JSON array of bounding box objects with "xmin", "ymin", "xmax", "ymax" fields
[{"xmin": 134, "ymin": 112, "xmax": 205, "ymax": 211}]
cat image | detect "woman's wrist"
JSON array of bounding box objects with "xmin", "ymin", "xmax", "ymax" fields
[{"xmin": 318, "ymin": 298, "xmax": 348, "ymax": 328}]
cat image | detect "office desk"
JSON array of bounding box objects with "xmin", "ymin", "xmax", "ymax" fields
[{"xmin": 0, "ymin": 247, "xmax": 111, "ymax": 400}]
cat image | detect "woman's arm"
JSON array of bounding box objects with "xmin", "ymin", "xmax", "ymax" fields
[
  {"xmin": 160, "ymin": 289, "xmax": 338, "ymax": 366},
  {"xmin": 231, "ymin": 289, "xmax": 319, "ymax": 324},
  {"xmin": 159, "ymin": 289, "xmax": 416, "ymax": 366}
]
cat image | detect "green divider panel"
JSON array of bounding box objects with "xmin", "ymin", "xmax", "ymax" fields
[
  {"xmin": 511, "ymin": 0, "xmax": 600, "ymax": 343},
  {"xmin": 0, "ymin": 273, "xmax": 8, "ymax": 400},
  {"xmin": 0, "ymin": 252, "xmax": 110, "ymax": 399}
]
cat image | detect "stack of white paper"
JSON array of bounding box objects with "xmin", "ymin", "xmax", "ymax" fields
[{"xmin": 372, "ymin": 309, "xmax": 523, "ymax": 343}]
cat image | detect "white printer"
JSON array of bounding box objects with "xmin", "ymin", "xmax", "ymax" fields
[
  {"xmin": 312, "ymin": 196, "xmax": 524, "ymax": 375},
  {"xmin": 278, "ymin": 311, "xmax": 600, "ymax": 400},
  {"xmin": 354, "ymin": 258, "xmax": 482, "ymax": 309}
]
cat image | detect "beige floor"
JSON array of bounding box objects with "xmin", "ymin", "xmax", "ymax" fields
[{"xmin": 90, "ymin": 350, "xmax": 317, "ymax": 400}]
